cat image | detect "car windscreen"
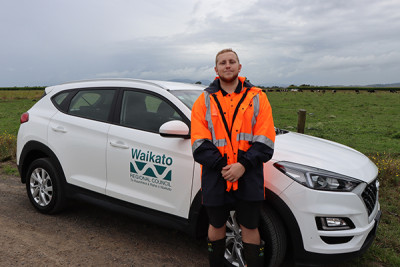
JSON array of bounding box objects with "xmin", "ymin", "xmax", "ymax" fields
[{"xmin": 170, "ymin": 90, "xmax": 203, "ymax": 110}]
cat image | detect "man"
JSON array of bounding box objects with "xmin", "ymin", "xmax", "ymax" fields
[{"xmin": 191, "ymin": 48, "xmax": 275, "ymax": 267}]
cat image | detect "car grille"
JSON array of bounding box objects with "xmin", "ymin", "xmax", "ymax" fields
[{"xmin": 362, "ymin": 179, "xmax": 378, "ymax": 216}]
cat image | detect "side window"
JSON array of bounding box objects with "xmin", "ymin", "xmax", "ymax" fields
[
  {"xmin": 52, "ymin": 91, "xmax": 72, "ymax": 112},
  {"xmin": 68, "ymin": 89, "xmax": 115, "ymax": 122},
  {"xmin": 120, "ymin": 90, "xmax": 182, "ymax": 132},
  {"xmin": 53, "ymin": 92, "xmax": 69, "ymax": 106}
]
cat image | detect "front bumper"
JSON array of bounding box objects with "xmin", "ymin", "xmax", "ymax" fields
[
  {"xmin": 294, "ymin": 209, "xmax": 381, "ymax": 265},
  {"xmin": 281, "ymin": 180, "xmax": 380, "ymax": 255}
]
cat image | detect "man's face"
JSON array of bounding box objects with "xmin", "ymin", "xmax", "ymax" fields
[{"xmin": 215, "ymin": 52, "xmax": 242, "ymax": 83}]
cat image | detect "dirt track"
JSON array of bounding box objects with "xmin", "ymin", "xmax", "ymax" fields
[{"xmin": 0, "ymin": 162, "xmax": 208, "ymax": 266}]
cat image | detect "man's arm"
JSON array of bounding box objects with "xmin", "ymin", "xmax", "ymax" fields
[
  {"xmin": 193, "ymin": 140, "xmax": 227, "ymax": 171},
  {"xmin": 238, "ymin": 91, "xmax": 276, "ymax": 169},
  {"xmin": 191, "ymin": 94, "xmax": 227, "ymax": 171}
]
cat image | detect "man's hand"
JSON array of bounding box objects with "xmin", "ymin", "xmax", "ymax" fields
[{"xmin": 221, "ymin": 163, "xmax": 245, "ymax": 182}]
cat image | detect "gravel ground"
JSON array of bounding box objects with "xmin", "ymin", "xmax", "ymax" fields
[{"xmin": 0, "ymin": 162, "xmax": 208, "ymax": 267}]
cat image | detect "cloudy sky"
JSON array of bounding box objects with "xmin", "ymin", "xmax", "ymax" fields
[{"xmin": 1, "ymin": 0, "xmax": 400, "ymax": 87}]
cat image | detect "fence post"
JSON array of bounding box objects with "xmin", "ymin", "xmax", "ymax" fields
[{"xmin": 297, "ymin": 109, "xmax": 306, "ymax": 133}]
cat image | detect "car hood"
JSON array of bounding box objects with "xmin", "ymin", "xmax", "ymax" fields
[{"xmin": 272, "ymin": 132, "xmax": 378, "ymax": 183}]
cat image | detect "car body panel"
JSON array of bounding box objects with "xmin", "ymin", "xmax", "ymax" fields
[
  {"xmin": 16, "ymin": 95, "xmax": 59, "ymax": 165},
  {"xmin": 48, "ymin": 111, "xmax": 110, "ymax": 194},
  {"xmin": 106, "ymin": 124, "xmax": 194, "ymax": 218},
  {"xmin": 272, "ymin": 132, "xmax": 378, "ymax": 183}
]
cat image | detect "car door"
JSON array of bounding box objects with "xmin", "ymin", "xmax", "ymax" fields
[
  {"xmin": 106, "ymin": 89, "xmax": 194, "ymax": 218},
  {"xmin": 48, "ymin": 88, "xmax": 116, "ymax": 194}
]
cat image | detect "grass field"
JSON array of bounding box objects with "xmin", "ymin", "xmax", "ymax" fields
[
  {"xmin": 0, "ymin": 89, "xmax": 399, "ymax": 266},
  {"xmin": 267, "ymin": 90, "xmax": 400, "ymax": 155}
]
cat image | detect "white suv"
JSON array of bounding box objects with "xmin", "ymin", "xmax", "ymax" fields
[{"xmin": 17, "ymin": 79, "xmax": 381, "ymax": 267}]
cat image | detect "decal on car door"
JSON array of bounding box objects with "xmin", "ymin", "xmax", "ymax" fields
[{"xmin": 130, "ymin": 148, "xmax": 172, "ymax": 191}]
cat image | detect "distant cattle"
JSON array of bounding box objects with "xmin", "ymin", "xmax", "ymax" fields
[
  {"xmin": 368, "ymin": 89, "xmax": 375, "ymax": 93},
  {"xmin": 389, "ymin": 89, "xmax": 397, "ymax": 93},
  {"xmin": 355, "ymin": 90, "xmax": 360, "ymax": 94}
]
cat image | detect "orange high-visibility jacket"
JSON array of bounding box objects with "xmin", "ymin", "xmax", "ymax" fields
[{"xmin": 191, "ymin": 77, "xmax": 275, "ymax": 206}]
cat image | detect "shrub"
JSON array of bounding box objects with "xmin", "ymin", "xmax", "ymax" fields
[
  {"xmin": 0, "ymin": 132, "xmax": 16, "ymax": 161},
  {"xmin": 369, "ymin": 153, "xmax": 400, "ymax": 186}
]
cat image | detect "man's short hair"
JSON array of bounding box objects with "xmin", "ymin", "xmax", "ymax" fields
[{"xmin": 215, "ymin": 48, "xmax": 240, "ymax": 66}]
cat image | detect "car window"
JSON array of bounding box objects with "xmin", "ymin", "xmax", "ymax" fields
[
  {"xmin": 53, "ymin": 92, "xmax": 69, "ymax": 106},
  {"xmin": 120, "ymin": 90, "xmax": 183, "ymax": 132},
  {"xmin": 51, "ymin": 91, "xmax": 73, "ymax": 112},
  {"xmin": 68, "ymin": 89, "xmax": 115, "ymax": 122}
]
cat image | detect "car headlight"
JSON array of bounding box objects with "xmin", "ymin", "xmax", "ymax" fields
[{"xmin": 273, "ymin": 161, "xmax": 361, "ymax": 192}]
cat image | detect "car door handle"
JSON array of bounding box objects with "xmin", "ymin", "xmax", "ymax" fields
[
  {"xmin": 51, "ymin": 126, "xmax": 67, "ymax": 133},
  {"xmin": 110, "ymin": 141, "xmax": 129, "ymax": 149}
]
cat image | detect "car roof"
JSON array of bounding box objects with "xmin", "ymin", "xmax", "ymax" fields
[
  {"xmin": 146, "ymin": 80, "xmax": 207, "ymax": 90},
  {"xmin": 45, "ymin": 78, "xmax": 206, "ymax": 95}
]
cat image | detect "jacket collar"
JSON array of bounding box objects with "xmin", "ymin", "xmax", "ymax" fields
[{"xmin": 205, "ymin": 76, "xmax": 254, "ymax": 94}]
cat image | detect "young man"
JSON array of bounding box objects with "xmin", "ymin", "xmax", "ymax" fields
[{"xmin": 191, "ymin": 49, "xmax": 276, "ymax": 266}]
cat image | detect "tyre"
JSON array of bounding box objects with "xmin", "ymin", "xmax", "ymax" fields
[
  {"xmin": 224, "ymin": 204, "xmax": 287, "ymax": 267},
  {"xmin": 259, "ymin": 204, "xmax": 287, "ymax": 267},
  {"xmin": 26, "ymin": 158, "xmax": 66, "ymax": 214}
]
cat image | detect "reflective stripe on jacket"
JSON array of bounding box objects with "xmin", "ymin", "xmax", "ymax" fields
[{"xmin": 191, "ymin": 77, "xmax": 275, "ymax": 206}]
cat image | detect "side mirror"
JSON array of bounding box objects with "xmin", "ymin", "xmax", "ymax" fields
[{"xmin": 159, "ymin": 120, "xmax": 190, "ymax": 139}]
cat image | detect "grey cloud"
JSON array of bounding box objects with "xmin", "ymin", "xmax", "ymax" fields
[{"xmin": 1, "ymin": 0, "xmax": 399, "ymax": 86}]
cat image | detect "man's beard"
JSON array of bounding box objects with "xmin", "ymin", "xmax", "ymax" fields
[{"xmin": 219, "ymin": 72, "xmax": 239, "ymax": 83}]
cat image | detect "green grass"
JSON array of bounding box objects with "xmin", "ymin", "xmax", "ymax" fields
[
  {"xmin": 267, "ymin": 91, "xmax": 400, "ymax": 155},
  {"xmin": 1, "ymin": 89, "xmax": 400, "ymax": 266},
  {"xmin": 0, "ymin": 90, "xmax": 43, "ymax": 160},
  {"xmin": 0, "ymin": 161, "xmax": 18, "ymax": 175},
  {"xmin": 0, "ymin": 90, "xmax": 43, "ymax": 135}
]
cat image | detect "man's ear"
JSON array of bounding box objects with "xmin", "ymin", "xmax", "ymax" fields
[{"xmin": 214, "ymin": 66, "xmax": 219, "ymax": 75}]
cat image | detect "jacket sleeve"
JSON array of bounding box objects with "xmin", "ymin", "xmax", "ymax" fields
[
  {"xmin": 191, "ymin": 93, "xmax": 227, "ymax": 171},
  {"xmin": 238, "ymin": 91, "xmax": 275, "ymax": 169}
]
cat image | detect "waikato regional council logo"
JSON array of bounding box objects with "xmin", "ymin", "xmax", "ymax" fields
[{"xmin": 130, "ymin": 148, "xmax": 173, "ymax": 191}]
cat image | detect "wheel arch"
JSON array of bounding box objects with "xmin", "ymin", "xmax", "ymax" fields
[
  {"xmin": 19, "ymin": 141, "xmax": 66, "ymax": 185},
  {"xmin": 188, "ymin": 190, "xmax": 209, "ymax": 238}
]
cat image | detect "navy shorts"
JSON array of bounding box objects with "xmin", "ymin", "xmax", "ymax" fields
[{"xmin": 206, "ymin": 201, "xmax": 263, "ymax": 229}]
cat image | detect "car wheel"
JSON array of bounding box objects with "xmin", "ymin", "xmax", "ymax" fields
[
  {"xmin": 224, "ymin": 204, "xmax": 287, "ymax": 267},
  {"xmin": 225, "ymin": 210, "xmax": 246, "ymax": 267},
  {"xmin": 26, "ymin": 158, "xmax": 66, "ymax": 214}
]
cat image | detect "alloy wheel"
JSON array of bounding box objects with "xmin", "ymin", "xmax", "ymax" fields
[
  {"xmin": 29, "ymin": 168, "xmax": 53, "ymax": 207},
  {"xmin": 225, "ymin": 211, "xmax": 246, "ymax": 267}
]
